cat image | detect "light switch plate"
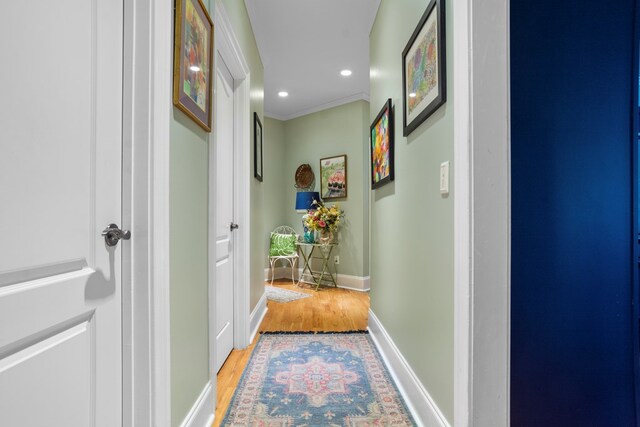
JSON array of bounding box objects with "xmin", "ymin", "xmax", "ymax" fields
[{"xmin": 440, "ymin": 161, "xmax": 450, "ymax": 195}]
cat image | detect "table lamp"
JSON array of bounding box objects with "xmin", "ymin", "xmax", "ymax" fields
[
  {"xmin": 295, "ymin": 191, "xmax": 320, "ymax": 212},
  {"xmin": 295, "ymin": 191, "xmax": 320, "ymax": 242}
]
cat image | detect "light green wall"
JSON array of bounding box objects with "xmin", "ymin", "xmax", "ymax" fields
[
  {"xmin": 221, "ymin": 0, "xmax": 265, "ymax": 312},
  {"xmin": 169, "ymin": 108, "xmax": 209, "ymax": 426},
  {"xmin": 169, "ymin": 2, "xmax": 213, "ymax": 426},
  {"xmin": 370, "ymin": 0, "xmax": 454, "ymax": 422},
  {"xmin": 281, "ymin": 101, "xmax": 370, "ymax": 278},
  {"xmin": 263, "ymin": 117, "xmax": 288, "ymax": 242},
  {"xmin": 361, "ymin": 102, "xmax": 371, "ymax": 276},
  {"xmin": 169, "ymin": 111, "xmax": 210, "ymax": 427},
  {"xmin": 170, "ymin": 0, "xmax": 266, "ymax": 424}
]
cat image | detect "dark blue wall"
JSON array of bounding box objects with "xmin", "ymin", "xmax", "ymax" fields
[{"xmin": 511, "ymin": 0, "xmax": 637, "ymax": 425}]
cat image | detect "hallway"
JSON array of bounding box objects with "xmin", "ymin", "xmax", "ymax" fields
[
  {"xmin": 0, "ymin": 0, "xmax": 514, "ymax": 425},
  {"xmin": 213, "ymin": 280, "xmax": 369, "ymax": 424}
]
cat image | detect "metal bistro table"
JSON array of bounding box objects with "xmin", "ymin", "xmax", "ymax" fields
[{"xmin": 296, "ymin": 241, "xmax": 338, "ymax": 291}]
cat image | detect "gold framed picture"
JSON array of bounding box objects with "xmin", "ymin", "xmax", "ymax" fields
[{"xmin": 173, "ymin": 0, "xmax": 214, "ymax": 132}]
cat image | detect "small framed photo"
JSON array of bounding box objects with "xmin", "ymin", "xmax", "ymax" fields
[
  {"xmin": 254, "ymin": 112, "xmax": 263, "ymax": 182},
  {"xmin": 371, "ymin": 99, "xmax": 394, "ymax": 189},
  {"xmin": 320, "ymin": 155, "xmax": 347, "ymax": 199},
  {"xmin": 402, "ymin": 0, "xmax": 446, "ymax": 136},
  {"xmin": 172, "ymin": 0, "xmax": 214, "ymax": 132}
]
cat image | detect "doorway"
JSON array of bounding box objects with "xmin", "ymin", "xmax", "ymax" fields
[
  {"xmin": 214, "ymin": 55, "xmax": 236, "ymax": 372},
  {"xmin": 209, "ymin": 3, "xmax": 252, "ymax": 388}
]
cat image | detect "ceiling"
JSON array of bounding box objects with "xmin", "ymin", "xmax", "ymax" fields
[{"xmin": 244, "ymin": 0, "xmax": 381, "ymax": 121}]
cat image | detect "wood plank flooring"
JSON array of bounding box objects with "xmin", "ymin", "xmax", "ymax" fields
[{"xmin": 212, "ymin": 279, "xmax": 370, "ymax": 426}]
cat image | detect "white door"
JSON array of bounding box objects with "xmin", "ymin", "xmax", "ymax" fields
[
  {"xmin": 0, "ymin": 1, "xmax": 123, "ymax": 426},
  {"xmin": 214, "ymin": 56, "xmax": 236, "ymax": 372}
]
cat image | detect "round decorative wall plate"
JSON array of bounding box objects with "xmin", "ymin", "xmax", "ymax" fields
[{"xmin": 294, "ymin": 164, "xmax": 314, "ymax": 189}]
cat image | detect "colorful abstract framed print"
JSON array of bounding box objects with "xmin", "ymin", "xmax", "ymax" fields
[{"xmin": 402, "ymin": 0, "xmax": 446, "ymax": 136}]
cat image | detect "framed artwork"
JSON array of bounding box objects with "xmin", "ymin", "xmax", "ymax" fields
[
  {"xmin": 254, "ymin": 112, "xmax": 263, "ymax": 182},
  {"xmin": 371, "ymin": 99, "xmax": 394, "ymax": 189},
  {"xmin": 402, "ymin": 0, "xmax": 446, "ymax": 136},
  {"xmin": 320, "ymin": 155, "xmax": 347, "ymax": 199},
  {"xmin": 173, "ymin": 0, "xmax": 214, "ymax": 132}
]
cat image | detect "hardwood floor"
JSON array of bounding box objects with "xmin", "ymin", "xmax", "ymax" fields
[{"xmin": 212, "ymin": 279, "xmax": 370, "ymax": 426}]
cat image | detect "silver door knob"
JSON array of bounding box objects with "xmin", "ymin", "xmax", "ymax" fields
[
  {"xmin": 102, "ymin": 223, "xmax": 131, "ymax": 247},
  {"xmin": 230, "ymin": 222, "xmax": 239, "ymax": 231}
]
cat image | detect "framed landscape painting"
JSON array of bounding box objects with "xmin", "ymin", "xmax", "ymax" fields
[
  {"xmin": 402, "ymin": 0, "xmax": 446, "ymax": 136},
  {"xmin": 173, "ymin": 0, "xmax": 214, "ymax": 132},
  {"xmin": 320, "ymin": 155, "xmax": 347, "ymax": 199},
  {"xmin": 371, "ymin": 99, "xmax": 394, "ymax": 189}
]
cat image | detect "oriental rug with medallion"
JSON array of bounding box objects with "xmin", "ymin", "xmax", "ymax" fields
[{"xmin": 220, "ymin": 331, "xmax": 416, "ymax": 426}]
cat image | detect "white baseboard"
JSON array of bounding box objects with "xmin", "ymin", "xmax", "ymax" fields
[
  {"xmin": 249, "ymin": 291, "xmax": 267, "ymax": 344},
  {"xmin": 263, "ymin": 266, "xmax": 298, "ymax": 282},
  {"xmin": 178, "ymin": 381, "xmax": 215, "ymax": 427},
  {"xmin": 264, "ymin": 267, "xmax": 369, "ymax": 292},
  {"xmin": 301, "ymin": 273, "xmax": 370, "ymax": 292},
  {"xmin": 336, "ymin": 274, "xmax": 370, "ymax": 292},
  {"xmin": 264, "ymin": 267, "xmax": 370, "ymax": 292},
  {"xmin": 368, "ymin": 309, "xmax": 450, "ymax": 427}
]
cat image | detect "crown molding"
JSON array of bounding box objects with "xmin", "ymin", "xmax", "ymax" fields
[{"xmin": 265, "ymin": 92, "xmax": 370, "ymax": 122}]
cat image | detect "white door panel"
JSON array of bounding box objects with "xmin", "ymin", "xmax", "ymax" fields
[
  {"xmin": 1, "ymin": 0, "xmax": 93, "ymax": 273},
  {"xmin": 0, "ymin": 0, "xmax": 123, "ymax": 425},
  {"xmin": 215, "ymin": 56, "xmax": 235, "ymax": 372},
  {"xmin": 0, "ymin": 322, "xmax": 92, "ymax": 426}
]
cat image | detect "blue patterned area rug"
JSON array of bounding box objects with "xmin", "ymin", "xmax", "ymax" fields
[{"xmin": 221, "ymin": 332, "xmax": 416, "ymax": 426}]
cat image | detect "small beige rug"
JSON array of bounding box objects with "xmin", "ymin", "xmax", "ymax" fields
[{"xmin": 265, "ymin": 285, "xmax": 311, "ymax": 303}]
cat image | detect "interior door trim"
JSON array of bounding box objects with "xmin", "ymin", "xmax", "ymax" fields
[
  {"xmin": 121, "ymin": 0, "xmax": 172, "ymax": 425},
  {"xmin": 210, "ymin": 0, "xmax": 252, "ymax": 395}
]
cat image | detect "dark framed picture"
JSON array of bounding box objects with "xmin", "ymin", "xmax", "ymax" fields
[
  {"xmin": 173, "ymin": 0, "xmax": 214, "ymax": 132},
  {"xmin": 320, "ymin": 155, "xmax": 347, "ymax": 199},
  {"xmin": 402, "ymin": 0, "xmax": 446, "ymax": 136},
  {"xmin": 371, "ymin": 99, "xmax": 394, "ymax": 189},
  {"xmin": 254, "ymin": 112, "xmax": 263, "ymax": 182}
]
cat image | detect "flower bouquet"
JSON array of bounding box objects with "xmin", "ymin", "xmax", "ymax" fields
[{"xmin": 304, "ymin": 201, "xmax": 345, "ymax": 244}]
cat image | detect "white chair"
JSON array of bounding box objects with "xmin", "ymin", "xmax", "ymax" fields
[{"xmin": 269, "ymin": 226, "xmax": 299, "ymax": 285}]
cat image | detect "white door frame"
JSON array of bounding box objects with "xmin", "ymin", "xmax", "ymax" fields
[
  {"xmin": 122, "ymin": 0, "xmax": 172, "ymax": 425},
  {"xmin": 122, "ymin": 0, "xmax": 251, "ymax": 424},
  {"xmin": 209, "ymin": 0, "xmax": 252, "ymax": 386},
  {"xmin": 453, "ymin": 0, "xmax": 510, "ymax": 426},
  {"xmin": 119, "ymin": 0, "xmax": 511, "ymax": 425}
]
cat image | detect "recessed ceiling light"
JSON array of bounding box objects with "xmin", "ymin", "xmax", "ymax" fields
[
  {"xmin": 340, "ymin": 69, "xmax": 352, "ymax": 77},
  {"xmin": 409, "ymin": 92, "xmax": 417, "ymax": 98},
  {"xmin": 278, "ymin": 91, "xmax": 289, "ymax": 98},
  {"xmin": 189, "ymin": 65, "xmax": 201, "ymax": 72}
]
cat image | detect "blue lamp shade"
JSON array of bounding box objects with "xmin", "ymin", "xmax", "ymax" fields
[{"xmin": 295, "ymin": 191, "xmax": 320, "ymax": 212}]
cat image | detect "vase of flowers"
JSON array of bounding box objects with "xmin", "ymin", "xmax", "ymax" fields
[
  {"xmin": 304, "ymin": 200, "xmax": 344, "ymax": 244},
  {"xmin": 301, "ymin": 215, "xmax": 315, "ymax": 243}
]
